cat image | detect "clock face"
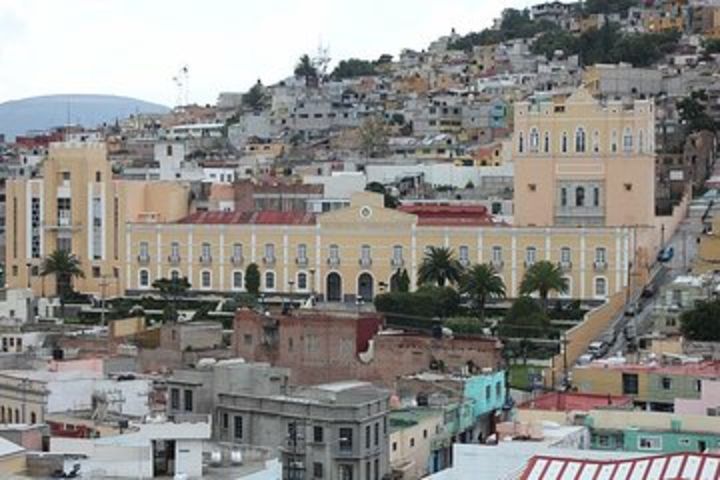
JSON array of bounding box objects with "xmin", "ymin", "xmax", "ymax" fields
[{"xmin": 360, "ymin": 206, "xmax": 372, "ymax": 219}]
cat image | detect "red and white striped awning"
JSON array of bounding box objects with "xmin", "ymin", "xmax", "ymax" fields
[{"xmin": 520, "ymin": 453, "xmax": 720, "ymax": 480}]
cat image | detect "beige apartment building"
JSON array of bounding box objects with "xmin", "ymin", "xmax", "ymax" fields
[
  {"xmin": 5, "ymin": 142, "xmax": 190, "ymax": 297},
  {"xmin": 513, "ymin": 87, "xmax": 656, "ymax": 229}
]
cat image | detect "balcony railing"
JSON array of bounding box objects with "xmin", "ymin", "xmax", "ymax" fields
[
  {"xmin": 231, "ymin": 255, "xmax": 244, "ymax": 266},
  {"xmin": 593, "ymin": 260, "xmax": 608, "ymax": 272},
  {"xmin": 459, "ymin": 258, "xmax": 471, "ymax": 268},
  {"xmin": 524, "ymin": 260, "xmax": 536, "ymax": 268},
  {"xmin": 295, "ymin": 257, "xmax": 309, "ymax": 267},
  {"xmin": 168, "ymin": 254, "xmax": 181, "ymax": 265},
  {"xmin": 491, "ymin": 259, "xmax": 504, "ymax": 270},
  {"xmin": 137, "ymin": 254, "xmax": 150, "ymax": 264},
  {"xmin": 358, "ymin": 257, "xmax": 372, "ymax": 268},
  {"xmin": 263, "ymin": 256, "xmax": 276, "ymax": 266},
  {"xmin": 390, "ymin": 257, "xmax": 404, "ymax": 268},
  {"xmin": 199, "ymin": 255, "xmax": 212, "ymax": 265},
  {"xmin": 327, "ymin": 257, "xmax": 340, "ymax": 268},
  {"xmin": 559, "ymin": 260, "xmax": 572, "ymax": 271}
]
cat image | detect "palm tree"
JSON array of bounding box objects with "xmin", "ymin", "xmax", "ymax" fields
[
  {"xmin": 40, "ymin": 250, "xmax": 85, "ymax": 319},
  {"xmin": 461, "ymin": 264, "xmax": 506, "ymax": 320},
  {"xmin": 417, "ymin": 247, "xmax": 463, "ymax": 287},
  {"xmin": 519, "ymin": 260, "xmax": 568, "ymax": 313}
]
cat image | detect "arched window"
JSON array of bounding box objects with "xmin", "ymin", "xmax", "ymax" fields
[
  {"xmin": 170, "ymin": 270, "xmax": 180, "ymax": 281},
  {"xmin": 201, "ymin": 270, "xmax": 212, "ymax": 289},
  {"xmin": 543, "ymin": 131, "xmax": 550, "ymax": 153},
  {"xmin": 576, "ymin": 186, "xmax": 585, "ymax": 207},
  {"xmin": 139, "ymin": 269, "xmax": 150, "ymax": 288},
  {"xmin": 265, "ymin": 271, "xmax": 276, "ymax": 290},
  {"xmin": 594, "ymin": 277, "xmax": 608, "ymax": 298},
  {"xmin": 297, "ymin": 272, "xmax": 308, "ymax": 291},
  {"xmin": 529, "ymin": 128, "xmax": 540, "ymax": 152},
  {"xmin": 1, "ymin": 406, "xmax": 4, "ymax": 423},
  {"xmin": 14, "ymin": 409, "xmax": 19, "ymax": 424},
  {"xmin": 232, "ymin": 271, "xmax": 243, "ymax": 290},
  {"xmin": 561, "ymin": 132, "xmax": 568, "ymax": 153},
  {"xmin": 560, "ymin": 187, "xmax": 568, "ymax": 207},
  {"xmin": 593, "ymin": 187, "xmax": 600, "ymax": 207},
  {"xmin": 518, "ymin": 132, "xmax": 525, "ymax": 153},
  {"xmin": 575, "ymin": 128, "xmax": 586, "ymax": 153},
  {"xmin": 638, "ymin": 129, "xmax": 644, "ymax": 153},
  {"xmin": 30, "ymin": 412, "xmax": 36, "ymax": 424}
]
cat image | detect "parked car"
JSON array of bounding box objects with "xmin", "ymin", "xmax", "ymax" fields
[
  {"xmin": 657, "ymin": 246, "xmax": 674, "ymax": 263},
  {"xmin": 587, "ymin": 341, "xmax": 608, "ymax": 359}
]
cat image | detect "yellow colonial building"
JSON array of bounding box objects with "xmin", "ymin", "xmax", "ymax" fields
[{"xmin": 123, "ymin": 193, "xmax": 630, "ymax": 301}]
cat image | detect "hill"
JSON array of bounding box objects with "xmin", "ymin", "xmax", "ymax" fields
[{"xmin": 0, "ymin": 94, "xmax": 170, "ymax": 140}]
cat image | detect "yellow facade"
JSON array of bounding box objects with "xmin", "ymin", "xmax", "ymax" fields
[
  {"xmin": 125, "ymin": 192, "xmax": 630, "ymax": 300},
  {"xmin": 513, "ymin": 88, "xmax": 656, "ymax": 230},
  {"xmin": 5, "ymin": 142, "xmax": 191, "ymax": 297}
]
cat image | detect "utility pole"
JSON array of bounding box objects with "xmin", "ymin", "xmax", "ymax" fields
[{"xmin": 99, "ymin": 274, "xmax": 114, "ymax": 327}]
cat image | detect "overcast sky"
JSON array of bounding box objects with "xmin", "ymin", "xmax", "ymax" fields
[{"xmin": 0, "ymin": 0, "xmax": 557, "ymax": 106}]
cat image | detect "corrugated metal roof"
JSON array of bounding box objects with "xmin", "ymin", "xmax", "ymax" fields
[{"xmin": 520, "ymin": 453, "xmax": 720, "ymax": 480}]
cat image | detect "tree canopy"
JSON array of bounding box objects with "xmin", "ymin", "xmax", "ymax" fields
[
  {"xmin": 417, "ymin": 247, "xmax": 464, "ymax": 287},
  {"xmin": 331, "ymin": 58, "xmax": 377, "ymax": 80},
  {"xmin": 294, "ymin": 54, "xmax": 318, "ymax": 81},
  {"xmin": 584, "ymin": 0, "xmax": 639, "ymax": 15},
  {"xmin": 460, "ymin": 263, "xmax": 506, "ymax": 319},
  {"xmin": 519, "ymin": 260, "xmax": 568, "ymax": 312},
  {"xmin": 449, "ymin": 8, "xmax": 554, "ymax": 50},
  {"xmin": 500, "ymin": 296, "xmax": 551, "ymax": 339},
  {"xmin": 680, "ymin": 300, "xmax": 720, "ymax": 341},
  {"xmin": 242, "ymin": 80, "xmax": 268, "ymax": 110},
  {"xmin": 245, "ymin": 263, "xmax": 261, "ymax": 295},
  {"xmin": 678, "ymin": 90, "xmax": 717, "ymax": 134}
]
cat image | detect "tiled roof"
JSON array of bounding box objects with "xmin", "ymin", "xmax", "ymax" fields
[
  {"xmin": 398, "ymin": 204, "xmax": 496, "ymax": 226},
  {"xmin": 520, "ymin": 453, "xmax": 720, "ymax": 480},
  {"xmin": 177, "ymin": 210, "xmax": 316, "ymax": 225},
  {"xmin": 518, "ymin": 392, "xmax": 632, "ymax": 412}
]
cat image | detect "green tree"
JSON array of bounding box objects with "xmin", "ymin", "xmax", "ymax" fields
[
  {"xmin": 40, "ymin": 250, "xmax": 85, "ymax": 319},
  {"xmin": 418, "ymin": 247, "xmax": 464, "ymax": 287},
  {"xmin": 519, "ymin": 260, "xmax": 568, "ymax": 313},
  {"xmin": 398, "ymin": 269, "xmax": 410, "ymax": 293},
  {"xmin": 152, "ymin": 276, "xmax": 191, "ymax": 322},
  {"xmin": 531, "ymin": 30, "xmax": 580, "ymax": 59},
  {"xmin": 500, "ymin": 296, "xmax": 551, "ymax": 342},
  {"xmin": 584, "ymin": 0, "xmax": 639, "ymax": 15},
  {"xmin": 245, "ymin": 263, "xmax": 261, "ymax": 295},
  {"xmin": 294, "ymin": 54, "xmax": 318, "ymax": 83},
  {"xmin": 331, "ymin": 58, "xmax": 377, "ymax": 79},
  {"xmin": 678, "ymin": 90, "xmax": 716, "ymax": 134},
  {"xmin": 364, "ymin": 181, "xmax": 398, "ymax": 208},
  {"xmin": 460, "ymin": 264, "xmax": 506, "ymax": 320},
  {"xmin": 704, "ymin": 38, "xmax": 720, "ymax": 54},
  {"xmin": 680, "ymin": 300, "xmax": 720, "ymax": 341},
  {"xmin": 242, "ymin": 80, "xmax": 268, "ymax": 110}
]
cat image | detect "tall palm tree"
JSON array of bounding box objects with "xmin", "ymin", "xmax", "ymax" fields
[
  {"xmin": 461, "ymin": 263, "xmax": 506, "ymax": 320},
  {"xmin": 417, "ymin": 246, "xmax": 463, "ymax": 287},
  {"xmin": 40, "ymin": 250, "xmax": 85, "ymax": 319},
  {"xmin": 519, "ymin": 260, "xmax": 568, "ymax": 313}
]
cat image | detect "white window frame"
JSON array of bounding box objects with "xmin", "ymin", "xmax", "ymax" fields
[
  {"xmin": 200, "ymin": 270, "xmax": 212, "ymax": 290},
  {"xmin": 139, "ymin": 268, "xmax": 150, "ymax": 289},
  {"xmin": 265, "ymin": 271, "xmax": 276, "ymax": 291},
  {"xmin": 526, "ymin": 247, "xmax": 537, "ymax": 266},
  {"xmin": 594, "ymin": 276, "xmax": 608, "ymax": 299},
  {"xmin": 560, "ymin": 247, "xmax": 571, "ymax": 264},
  {"xmin": 232, "ymin": 270, "xmax": 244, "ymax": 291},
  {"xmin": 595, "ymin": 247, "xmax": 607, "ymax": 264},
  {"xmin": 297, "ymin": 271, "xmax": 308, "ymax": 291},
  {"xmin": 492, "ymin": 246, "xmax": 503, "ymax": 264}
]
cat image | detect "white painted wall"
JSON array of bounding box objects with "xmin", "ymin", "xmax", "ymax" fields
[
  {"xmin": 303, "ymin": 172, "xmax": 367, "ymax": 199},
  {"xmin": 365, "ymin": 164, "xmax": 513, "ymax": 188},
  {"xmin": 46, "ymin": 377, "xmax": 152, "ymax": 417}
]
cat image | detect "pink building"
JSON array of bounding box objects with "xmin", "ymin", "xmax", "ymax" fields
[{"xmin": 675, "ymin": 379, "xmax": 720, "ymax": 415}]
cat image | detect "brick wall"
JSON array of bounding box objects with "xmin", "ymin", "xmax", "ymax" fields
[{"xmin": 233, "ymin": 309, "xmax": 502, "ymax": 387}]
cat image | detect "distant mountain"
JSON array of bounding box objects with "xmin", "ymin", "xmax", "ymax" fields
[{"xmin": 0, "ymin": 94, "xmax": 170, "ymax": 140}]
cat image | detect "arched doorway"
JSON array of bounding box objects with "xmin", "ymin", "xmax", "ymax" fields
[
  {"xmin": 326, "ymin": 272, "xmax": 342, "ymax": 302},
  {"xmin": 357, "ymin": 273, "xmax": 374, "ymax": 301}
]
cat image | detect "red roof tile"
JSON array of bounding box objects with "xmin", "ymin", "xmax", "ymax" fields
[
  {"xmin": 398, "ymin": 204, "xmax": 496, "ymax": 226},
  {"xmin": 177, "ymin": 211, "xmax": 316, "ymax": 226}
]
